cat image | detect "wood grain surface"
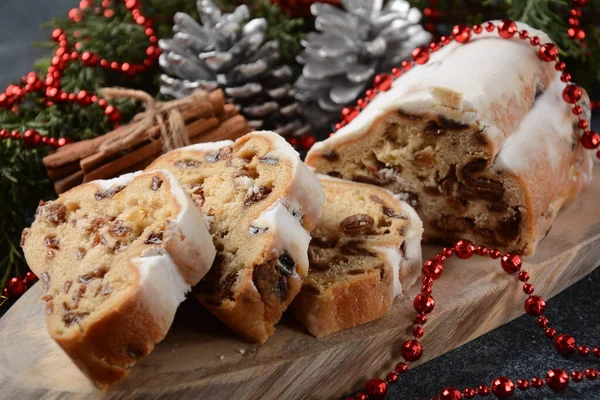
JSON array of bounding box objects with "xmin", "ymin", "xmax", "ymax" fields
[{"xmin": 1, "ymin": 166, "xmax": 600, "ymax": 400}]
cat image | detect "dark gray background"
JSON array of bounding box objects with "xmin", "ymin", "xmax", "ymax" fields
[{"xmin": 0, "ymin": 1, "xmax": 598, "ymax": 399}]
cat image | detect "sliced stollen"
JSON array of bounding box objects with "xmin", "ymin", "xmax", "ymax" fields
[
  {"xmin": 20, "ymin": 170, "xmax": 216, "ymax": 389},
  {"xmin": 306, "ymin": 21, "xmax": 592, "ymax": 255},
  {"xmin": 293, "ymin": 176, "xmax": 423, "ymax": 338},
  {"xmin": 145, "ymin": 131, "xmax": 325, "ymax": 343}
]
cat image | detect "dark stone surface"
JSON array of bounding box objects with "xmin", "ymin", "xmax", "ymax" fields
[{"xmin": 1, "ymin": 2, "xmax": 599, "ymax": 400}]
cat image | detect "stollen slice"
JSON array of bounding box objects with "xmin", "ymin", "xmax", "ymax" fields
[
  {"xmin": 21, "ymin": 170, "xmax": 216, "ymax": 389},
  {"xmin": 146, "ymin": 131, "xmax": 325, "ymax": 343},
  {"xmin": 293, "ymin": 176, "xmax": 423, "ymax": 337}
]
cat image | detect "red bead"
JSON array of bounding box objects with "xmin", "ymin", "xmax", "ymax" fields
[
  {"xmin": 571, "ymin": 8, "xmax": 582, "ymax": 17},
  {"xmin": 0, "ymin": 129, "xmax": 8, "ymax": 139},
  {"xmin": 581, "ymin": 131, "xmax": 600, "ymax": 149},
  {"xmin": 125, "ymin": 0, "xmax": 138, "ymax": 9},
  {"xmin": 516, "ymin": 379, "xmax": 529, "ymax": 390},
  {"xmin": 538, "ymin": 43, "xmax": 559, "ymax": 62},
  {"xmin": 23, "ymin": 129, "xmax": 41, "ymax": 146},
  {"xmin": 2, "ymin": 287, "xmax": 9, "ymax": 297},
  {"xmin": 489, "ymin": 249, "xmax": 501, "ymax": 259},
  {"xmin": 77, "ymin": 90, "xmax": 92, "ymax": 105},
  {"xmin": 462, "ymin": 388, "xmax": 476, "ymax": 399},
  {"xmin": 554, "ymin": 334, "xmax": 576, "ymax": 355},
  {"xmin": 334, "ymin": 122, "xmax": 345, "ymax": 130},
  {"xmin": 569, "ymin": 17, "xmax": 580, "ymax": 27},
  {"xmin": 491, "ymin": 377, "xmax": 514, "ymax": 398},
  {"xmin": 110, "ymin": 61, "xmax": 120, "ymax": 70},
  {"xmin": 415, "ymin": 313, "xmax": 427, "ymax": 325},
  {"xmin": 10, "ymin": 130, "xmax": 21, "ymax": 140},
  {"xmin": 530, "ymin": 36, "xmax": 540, "ymax": 46},
  {"xmin": 51, "ymin": 28, "xmax": 64, "ymax": 41},
  {"xmin": 24, "ymin": 271, "xmax": 37, "ymax": 284},
  {"xmin": 442, "ymin": 247, "xmax": 454, "ymax": 257},
  {"xmin": 537, "ymin": 316, "xmax": 549, "ymax": 327},
  {"xmin": 288, "ymin": 137, "xmax": 298, "ymax": 147},
  {"xmin": 439, "ymin": 387, "xmax": 462, "ymax": 400},
  {"xmin": 546, "ymin": 369, "xmax": 569, "ymax": 391},
  {"xmin": 429, "ymin": 42, "xmax": 441, "ymax": 52},
  {"xmin": 571, "ymin": 370, "xmax": 584, "ymax": 382},
  {"xmin": 530, "ymin": 377, "xmax": 544, "ymax": 388},
  {"xmin": 401, "ymin": 61, "xmax": 412, "ymax": 71},
  {"xmin": 68, "ymin": 93, "xmax": 76, "ymax": 101},
  {"xmin": 365, "ymin": 378, "xmax": 387, "ymax": 398},
  {"xmin": 497, "ymin": 20, "xmax": 517, "ymax": 39},
  {"xmin": 570, "ymin": 105, "xmax": 581, "ymax": 115},
  {"xmin": 524, "ymin": 296, "xmax": 546, "ymax": 316},
  {"xmin": 440, "ymin": 36, "xmax": 452, "ymax": 45},
  {"xmin": 434, "ymin": 254, "xmax": 446, "ymax": 263},
  {"xmin": 578, "ymin": 119, "xmax": 589, "ymax": 129},
  {"xmin": 422, "ymin": 276, "xmax": 434, "ymax": 286},
  {"xmin": 385, "ymin": 372, "xmax": 398, "ymax": 383},
  {"xmin": 454, "ymin": 240, "xmax": 475, "ymax": 259},
  {"xmin": 412, "ymin": 326, "xmax": 424, "ymax": 338},
  {"xmin": 104, "ymin": 9, "xmax": 114, "ymax": 18},
  {"xmin": 48, "ymin": 137, "xmax": 58, "ymax": 147},
  {"xmin": 500, "ymin": 254, "xmax": 522, "ymax": 274},
  {"xmin": 452, "ymin": 24, "xmax": 471, "ymax": 43},
  {"xmin": 578, "ymin": 345, "xmax": 590, "ymax": 356},
  {"xmin": 593, "ymin": 347, "xmax": 600, "ymax": 357},
  {"xmin": 563, "ymin": 85, "xmax": 582, "ymax": 103},
  {"xmin": 68, "ymin": 8, "xmax": 81, "ymax": 21},
  {"xmin": 391, "ymin": 68, "xmax": 402, "ymax": 77},
  {"xmin": 373, "ymin": 73, "xmax": 392, "ymax": 91},
  {"xmin": 100, "ymin": 59, "xmax": 109, "ymax": 67},
  {"xmin": 414, "ymin": 293, "xmax": 435, "ymax": 314},
  {"xmin": 561, "ymin": 72, "xmax": 572, "ymax": 82},
  {"xmin": 585, "ymin": 369, "xmax": 597, "ymax": 379},
  {"xmin": 300, "ymin": 135, "xmax": 316, "ymax": 150},
  {"xmin": 477, "ymin": 385, "xmax": 490, "ymax": 396},
  {"xmin": 545, "ymin": 327, "xmax": 557, "ymax": 338},
  {"xmin": 401, "ymin": 339, "xmax": 422, "ymax": 362},
  {"xmin": 421, "ymin": 285, "xmax": 432, "ymax": 295},
  {"xmin": 57, "ymin": 137, "xmax": 71, "ymax": 147},
  {"xmin": 81, "ymin": 52, "xmax": 98, "ymax": 66},
  {"xmin": 423, "ymin": 260, "xmax": 443, "ymax": 280},
  {"xmin": 518, "ymin": 271, "xmax": 529, "ymax": 282},
  {"xmin": 485, "ymin": 22, "xmax": 495, "ymax": 32},
  {"xmin": 412, "ymin": 46, "xmax": 430, "ymax": 65},
  {"xmin": 476, "ymin": 246, "xmax": 488, "ymax": 256},
  {"xmin": 341, "ymin": 107, "xmax": 359, "ymax": 124},
  {"xmin": 354, "ymin": 393, "xmax": 367, "ymax": 400},
  {"xmin": 365, "ymin": 89, "xmax": 376, "ymax": 100},
  {"xmin": 523, "ymin": 284, "xmax": 534, "ymax": 294},
  {"xmin": 395, "ymin": 362, "xmax": 408, "ymax": 374},
  {"xmin": 8, "ymin": 277, "xmax": 27, "ymax": 296},
  {"xmin": 473, "ymin": 25, "xmax": 483, "ymax": 34},
  {"xmin": 97, "ymin": 99, "xmax": 108, "ymax": 108},
  {"xmin": 519, "ymin": 30, "xmax": 529, "ymax": 39}
]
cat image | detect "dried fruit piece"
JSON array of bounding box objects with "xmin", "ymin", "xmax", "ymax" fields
[{"xmin": 339, "ymin": 214, "xmax": 375, "ymax": 235}]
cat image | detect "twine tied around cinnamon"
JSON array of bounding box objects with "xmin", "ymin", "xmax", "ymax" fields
[{"xmin": 98, "ymin": 88, "xmax": 208, "ymax": 155}]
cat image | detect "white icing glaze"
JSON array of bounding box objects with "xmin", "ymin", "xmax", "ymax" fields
[
  {"xmin": 307, "ymin": 21, "xmax": 593, "ymax": 177},
  {"xmin": 373, "ymin": 246, "xmax": 403, "ymax": 298},
  {"xmin": 92, "ymin": 171, "xmax": 141, "ymax": 191},
  {"xmin": 133, "ymin": 253, "xmax": 189, "ymax": 331},
  {"xmin": 178, "ymin": 140, "xmax": 234, "ymax": 153},
  {"xmin": 250, "ymin": 200, "xmax": 312, "ymax": 276},
  {"xmin": 398, "ymin": 199, "xmax": 424, "ymax": 290}
]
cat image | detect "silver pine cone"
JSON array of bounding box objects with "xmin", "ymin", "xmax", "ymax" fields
[
  {"xmin": 295, "ymin": 0, "xmax": 431, "ymax": 135},
  {"xmin": 159, "ymin": 0, "xmax": 308, "ymax": 136}
]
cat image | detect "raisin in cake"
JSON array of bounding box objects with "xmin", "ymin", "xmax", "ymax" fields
[
  {"xmin": 306, "ymin": 22, "xmax": 593, "ymax": 255},
  {"xmin": 293, "ymin": 176, "xmax": 423, "ymax": 337},
  {"xmin": 21, "ymin": 170, "xmax": 216, "ymax": 389},
  {"xmin": 146, "ymin": 131, "xmax": 325, "ymax": 343}
]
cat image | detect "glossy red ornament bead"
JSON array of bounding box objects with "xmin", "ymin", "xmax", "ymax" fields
[
  {"xmin": 401, "ymin": 61, "xmax": 412, "ymax": 71},
  {"xmin": 485, "ymin": 22, "xmax": 495, "ymax": 32},
  {"xmin": 546, "ymin": 369, "xmax": 569, "ymax": 391},
  {"xmin": 476, "ymin": 246, "xmax": 488, "ymax": 256},
  {"xmin": 421, "ymin": 285, "xmax": 433, "ymax": 295},
  {"xmin": 401, "ymin": 339, "xmax": 422, "ymax": 362},
  {"xmin": 452, "ymin": 24, "xmax": 471, "ymax": 43},
  {"xmin": 554, "ymin": 334, "xmax": 576, "ymax": 355},
  {"xmin": 365, "ymin": 89, "xmax": 376, "ymax": 100},
  {"xmin": 395, "ymin": 362, "xmax": 408, "ymax": 374},
  {"xmin": 48, "ymin": 137, "xmax": 58, "ymax": 147},
  {"xmin": 300, "ymin": 135, "xmax": 316, "ymax": 150},
  {"xmin": 518, "ymin": 271, "xmax": 529, "ymax": 282},
  {"xmin": 385, "ymin": 372, "xmax": 397, "ymax": 383},
  {"xmin": 391, "ymin": 67, "xmax": 402, "ymax": 77},
  {"xmin": 489, "ymin": 249, "xmax": 500, "ymax": 259},
  {"xmin": 477, "ymin": 385, "xmax": 490, "ymax": 396},
  {"xmin": 423, "ymin": 260, "xmax": 443, "ymax": 280},
  {"xmin": 473, "ymin": 25, "xmax": 483, "ymax": 34},
  {"xmin": 491, "ymin": 377, "xmax": 514, "ymax": 398},
  {"xmin": 561, "ymin": 72, "xmax": 572, "ymax": 83},
  {"xmin": 578, "ymin": 119, "xmax": 589, "ymax": 129},
  {"xmin": 593, "ymin": 347, "xmax": 600, "ymax": 357},
  {"xmin": 516, "ymin": 379, "xmax": 529, "ymax": 390},
  {"xmin": 462, "ymin": 388, "xmax": 476, "ymax": 399},
  {"xmin": 585, "ymin": 369, "xmax": 597, "ymax": 379},
  {"xmin": 434, "ymin": 254, "xmax": 446, "ymax": 263},
  {"xmin": 415, "ymin": 313, "xmax": 427, "ymax": 325},
  {"xmin": 530, "ymin": 377, "xmax": 544, "ymax": 388},
  {"xmin": 530, "ymin": 36, "xmax": 540, "ymax": 46},
  {"xmin": 414, "ymin": 293, "xmax": 435, "ymax": 314},
  {"xmin": 10, "ymin": 130, "xmax": 21, "ymax": 140},
  {"xmin": 539, "ymin": 43, "xmax": 559, "ymax": 62},
  {"xmin": 500, "ymin": 254, "xmax": 521, "ymax": 273},
  {"xmin": 81, "ymin": 52, "xmax": 98, "ymax": 66},
  {"xmin": 24, "ymin": 271, "xmax": 37, "ymax": 284},
  {"xmin": 581, "ymin": 131, "xmax": 600, "ymax": 149},
  {"xmin": 341, "ymin": 107, "xmax": 359, "ymax": 124},
  {"xmin": 498, "ymin": 20, "xmax": 517, "ymax": 39},
  {"xmin": 524, "ymin": 296, "xmax": 546, "ymax": 316},
  {"xmin": 97, "ymin": 99, "xmax": 108, "ymax": 108},
  {"xmin": 0, "ymin": 129, "xmax": 8, "ymax": 139},
  {"xmin": 412, "ymin": 326, "xmax": 424, "ymax": 338},
  {"xmin": 537, "ymin": 316, "xmax": 549, "ymax": 327},
  {"xmin": 442, "ymin": 247, "xmax": 454, "ymax": 257},
  {"xmin": 422, "ymin": 276, "xmax": 434, "ymax": 286},
  {"xmin": 439, "ymin": 387, "xmax": 462, "ymax": 400},
  {"xmin": 545, "ymin": 327, "xmax": 557, "ymax": 338},
  {"xmin": 454, "ymin": 240, "xmax": 475, "ymax": 259},
  {"xmin": 57, "ymin": 137, "xmax": 71, "ymax": 147},
  {"xmin": 563, "ymin": 84, "xmax": 582, "ymax": 103},
  {"xmin": 354, "ymin": 392, "xmax": 367, "ymax": 400},
  {"xmin": 523, "ymin": 284, "xmax": 534, "ymax": 294},
  {"xmin": 365, "ymin": 378, "xmax": 387, "ymax": 398},
  {"xmin": 429, "ymin": 42, "xmax": 441, "ymax": 52},
  {"xmin": 440, "ymin": 36, "xmax": 452, "ymax": 45},
  {"xmin": 23, "ymin": 129, "xmax": 41, "ymax": 146},
  {"xmin": 572, "ymin": 105, "xmax": 583, "ymax": 115},
  {"xmin": 412, "ymin": 47, "xmax": 430, "ymax": 65},
  {"xmin": 571, "ymin": 370, "xmax": 584, "ymax": 382},
  {"xmin": 518, "ymin": 30, "xmax": 529, "ymax": 39},
  {"xmin": 8, "ymin": 277, "xmax": 27, "ymax": 297},
  {"xmin": 555, "ymin": 62, "xmax": 566, "ymax": 72},
  {"xmin": 578, "ymin": 345, "xmax": 590, "ymax": 356},
  {"xmin": 51, "ymin": 28, "xmax": 64, "ymax": 41},
  {"xmin": 373, "ymin": 73, "xmax": 392, "ymax": 91}
]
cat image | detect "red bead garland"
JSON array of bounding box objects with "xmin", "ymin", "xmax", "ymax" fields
[{"xmin": 0, "ymin": 0, "xmax": 158, "ymax": 148}]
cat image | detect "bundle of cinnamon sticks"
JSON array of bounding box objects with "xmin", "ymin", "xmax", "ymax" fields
[{"xmin": 44, "ymin": 89, "xmax": 251, "ymax": 194}]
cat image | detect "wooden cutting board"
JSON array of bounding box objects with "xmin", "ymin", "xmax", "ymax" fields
[{"xmin": 1, "ymin": 166, "xmax": 600, "ymax": 400}]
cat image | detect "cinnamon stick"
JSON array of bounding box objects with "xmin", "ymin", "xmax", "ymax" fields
[
  {"xmin": 46, "ymin": 161, "xmax": 80, "ymax": 180},
  {"xmin": 54, "ymin": 170, "xmax": 84, "ymax": 194},
  {"xmin": 191, "ymin": 115, "xmax": 250, "ymax": 144}
]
